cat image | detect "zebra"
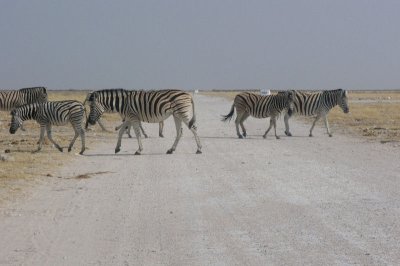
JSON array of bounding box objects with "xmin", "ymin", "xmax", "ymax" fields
[
  {"xmin": 9, "ymin": 100, "xmax": 86, "ymax": 154},
  {"xmin": 283, "ymin": 89, "xmax": 349, "ymax": 137},
  {"xmin": 221, "ymin": 91, "xmax": 294, "ymax": 139},
  {"xmin": 83, "ymin": 89, "xmax": 164, "ymax": 138},
  {"xmin": 87, "ymin": 89, "xmax": 202, "ymax": 155},
  {"xmin": 1, "ymin": 87, "xmax": 48, "ymax": 131},
  {"xmin": 0, "ymin": 87, "xmax": 48, "ymax": 111}
]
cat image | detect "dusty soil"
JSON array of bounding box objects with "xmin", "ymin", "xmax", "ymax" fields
[{"xmin": 0, "ymin": 95, "xmax": 399, "ymax": 265}]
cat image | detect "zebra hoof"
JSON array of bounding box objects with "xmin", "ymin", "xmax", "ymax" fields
[
  {"xmin": 58, "ymin": 147, "xmax": 63, "ymax": 152},
  {"xmin": 196, "ymin": 150, "xmax": 202, "ymax": 154},
  {"xmin": 68, "ymin": 147, "xmax": 72, "ymax": 152},
  {"xmin": 134, "ymin": 151, "xmax": 141, "ymax": 155},
  {"xmin": 285, "ymin": 131, "xmax": 292, "ymax": 137},
  {"xmin": 329, "ymin": 134, "xmax": 332, "ymax": 137},
  {"xmin": 263, "ymin": 135, "xmax": 267, "ymax": 139},
  {"xmin": 309, "ymin": 134, "xmax": 313, "ymax": 137},
  {"xmin": 276, "ymin": 136, "xmax": 281, "ymax": 140},
  {"xmin": 159, "ymin": 134, "xmax": 164, "ymax": 138},
  {"xmin": 115, "ymin": 148, "xmax": 121, "ymax": 154},
  {"xmin": 243, "ymin": 132, "xmax": 247, "ymax": 138},
  {"xmin": 79, "ymin": 150, "xmax": 85, "ymax": 155},
  {"xmin": 143, "ymin": 135, "xmax": 148, "ymax": 139},
  {"xmin": 166, "ymin": 149, "xmax": 174, "ymax": 154},
  {"xmin": 238, "ymin": 135, "xmax": 243, "ymax": 139}
]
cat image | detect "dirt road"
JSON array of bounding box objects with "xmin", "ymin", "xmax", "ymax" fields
[{"xmin": 1, "ymin": 95, "xmax": 399, "ymax": 265}]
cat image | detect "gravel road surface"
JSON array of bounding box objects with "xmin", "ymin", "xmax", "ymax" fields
[{"xmin": 1, "ymin": 95, "xmax": 399, "ymax": 265}]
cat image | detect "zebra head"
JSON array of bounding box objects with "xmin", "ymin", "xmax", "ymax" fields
[
  {"xmin": 9, "ymin": 109, "xmax": 23, "ymax": 134},
  {"xmin": 87, "ymin": 92, "xmax": 105, "ymax": 126},
  {"xmin": 38, "ymin": 87, "xmax": 48, "ymax": 103},
  {"xmin": 337, "ymin": 89, "xmax": 349, "ymax": 114},
  {"xmin": 278, "ymin": 90, "xmax": 295, "ymax": 116}
]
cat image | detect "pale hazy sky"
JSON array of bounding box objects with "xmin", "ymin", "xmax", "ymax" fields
[{"xmin": 1, "ymin": 0, "xmax": 399, "ymax": 90}]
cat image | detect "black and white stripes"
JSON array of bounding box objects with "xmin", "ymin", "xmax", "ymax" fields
[
  {"xmin": 84, "ymin": 89, "xmax": 164, "ymax": 138},
  {"xmin": 222, "ymin": 91, "xmax": 294, "ymax": 139},
  {"xmin": 9, "ymin": 100, "xmax": 86, "ymax": 154},
  {"xmin": 284, "ymin": 89, "xmax": 349, "ymax": 137},
  {"xmin": 87, "ymin": 89, "xmax": 202, "ymax": 155},
  {"xmin": 0, "ymin": 87, "xmax": 47, "ymax": 111}
]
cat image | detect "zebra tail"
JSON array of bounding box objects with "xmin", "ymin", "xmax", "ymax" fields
[
  {"xmin": 221, "ymin": 103, "xmax": 235, "ymax": 122},
  {"xmin": 188, "ymin": 98, "xmax": 196, "ymax": 129}
]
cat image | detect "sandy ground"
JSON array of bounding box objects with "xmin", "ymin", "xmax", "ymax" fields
[{"xmin": 0, "ymin": 95, "xmax": 399, "ymax": 266}]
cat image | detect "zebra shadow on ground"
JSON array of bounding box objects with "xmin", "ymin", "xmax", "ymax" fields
[
  {"xmin": 84, "ymin": 152, "xmax": 201, "ymax": 157},
  {"xmin": 199, "ymin": 135, "xmax": 303, "ymax": 139}
]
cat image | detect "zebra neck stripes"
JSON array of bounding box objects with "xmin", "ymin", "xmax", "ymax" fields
[{"xmin": 11, "ymin": 103, "xmax": 40, "ymax": 121}]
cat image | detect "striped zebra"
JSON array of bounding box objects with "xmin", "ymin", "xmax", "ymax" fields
[
  {"xmin": 9, "ymin": 100, "xmax": 86, "ymax": 154},
  {"xmin": 87, "ymin": 89, "xmax": 202, "ymax": 155},
  {"xmin": 284, "ymin": 89, "xmax": 349, "ymax": 137},
  {"xmin": 84, "ymin": 89, "xmax": 164, "ymax": 138},
  {"xmin": 1, "ymin": 86, "xmax": 47, "ymax": 111},
  {"xmin": 221, "ymin": 91, "xmax": 294, "ymax": 139},
  {"xmin": 1, "ymin": 87, "xmax": 48, "ymax": 131}
]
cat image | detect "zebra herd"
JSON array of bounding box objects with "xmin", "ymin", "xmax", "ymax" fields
[{"xmin": 0, "ymin": 87, "xmax": 349, "ymax": 155}]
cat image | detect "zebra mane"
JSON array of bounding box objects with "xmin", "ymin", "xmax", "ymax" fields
[{"xmin": 19, "ymin": 87, "xmax": 47, "ymax": 93}]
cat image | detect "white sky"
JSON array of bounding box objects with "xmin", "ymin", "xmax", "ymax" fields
[{"xmin": 1, "ymin": 0, "xmax": 399, "ymax": 90}]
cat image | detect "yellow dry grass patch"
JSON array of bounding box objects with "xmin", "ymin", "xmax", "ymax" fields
[{"xmin": 0, "ymin": 90, "xmax": 122, "ymax": 204}]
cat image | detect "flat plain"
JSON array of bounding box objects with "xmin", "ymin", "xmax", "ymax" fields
[{"xmin": 0, "ymin": 90, "xmax": 399, "ymax": 265}]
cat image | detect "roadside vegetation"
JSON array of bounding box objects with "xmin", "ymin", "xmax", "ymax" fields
[{"xmin": 0, "ymin": 90, "xmax": 121, "ymax": 203}]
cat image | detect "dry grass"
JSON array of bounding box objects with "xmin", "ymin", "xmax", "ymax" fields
[
  {"xmin": 200, "ymin": 90, "xmax": 400, "ymax": 143},
  {"xmin": 0, "ymin": 90, "xmax": 122, "ymax": 204}
]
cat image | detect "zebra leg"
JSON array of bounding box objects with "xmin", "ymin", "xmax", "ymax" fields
[
  {"xmin": 309, "ymin": 116, "xmax": 321, "ymax": 137},
  {"xmin": 126, "ymin": 125, "xmax": 133, "ymax": 138},
  {"xmin": 97, "ymin": 119, "xmax": 108, "ymax": 131},
  {"xmin": 263, "ymin": 117, "xmax": 277, "ymax": 139},
  {"xmin": 159, "ymin": 121, "xmax": 164, "ymax": 138},
  {"xmin": 68, "ymin": 128, "xmax": 79, "ymax": 153},
  {"xmin": 132, "ymin": 121, "xmax": 143, "ymax": 155},
  {"xmin": 139, "ymin": 122, "xmax": 148, "ymax": 138},
  {"xmin": 167, "ymin": 117, "xmax": 183, "ymax": 154},
  {"xmin": 34, "ymin": 126, "xmax": 46, "ymax": 153},
  {"xmin": 114, "ymin": 122, "xmax": 125, "ymax": 132},
  {"xmin": 284, "ymin": 113, "xmax": 292, "ymax": 136},
  {"xmin": 46, "ymin": 125, "xmax": 63, "ymax": 152},
  {"xmin": 235, "ymin": 112, "xmax": 244, "ymax": 138},
  {"xmin": 324, "ymin": 116, "xmax": 332, "ymax": 137},
  {"xmin": 240, "ymin": 113, "xmax": 250, "ymax": 138},
  {"xmin": 272, "ymin": 117, "xmax": 280, "ymax": 139},
  {"xmin": 115, "ymin": 120, "xmax": 133, "ymax": 138},
  {"xmin": 68, "ymin": 124, "xmax": 85, "ymax": 154},
  {"xmin": 190, "ymin": 124, "xmax": 202, "ymax": 154},
  {"xmin": 115, "ymin": 120, "xmax": 131, "ymax": 153},
  {"xmin": 79, "ymin": 128, "xmax": 85, "ymax": 154}
]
